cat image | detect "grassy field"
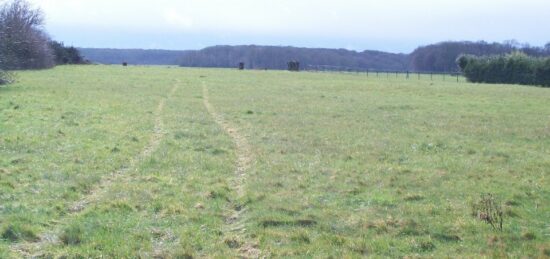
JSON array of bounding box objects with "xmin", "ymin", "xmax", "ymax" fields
[{"xmin": 0, "ymin": 66, "xmax": 549, "ymax": 258}]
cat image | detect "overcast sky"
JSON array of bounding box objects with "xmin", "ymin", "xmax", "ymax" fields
[{"xmin": 26, "ymin": 0, "xmax": 550, "ymax": 53}]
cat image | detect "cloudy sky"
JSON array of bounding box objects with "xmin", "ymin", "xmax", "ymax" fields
[{"xmin": 26, "ymin": 0, "xmax": 550, "ymax": 53}]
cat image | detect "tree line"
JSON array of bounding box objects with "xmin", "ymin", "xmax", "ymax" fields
[
  {"xmin": 174, "ymin": 42, "xmax": 550, "ymax": 73},
  {"xmin": 178, "ymin": 45, "xmax": 409, "ymax": 71},
  {"xmin": 75, "ymin": 41, "xmax": 550, "ymax": 75},
  {"xmin": 0, "ymin": 0, "xmax": 85, "ymax": 77},
  {"xmin": 409, "ymin": 41, "xmax": 550, "ymax": 72},
  {"xmin": 78, "ymin": 48, "xmax": 191, "ymax": 65},
  {"xmin": 457, "ymin": 52, "xmax": 550, "ymax": 87}
]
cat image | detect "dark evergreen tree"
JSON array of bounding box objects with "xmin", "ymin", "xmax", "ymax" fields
[{"xmin": 49, "ymin": 41, "xmax": 86, "ymax": 65}]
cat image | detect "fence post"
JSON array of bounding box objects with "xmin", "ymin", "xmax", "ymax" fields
[
  {"xmin": 406, "ymin": 71, "xmax": 409, "ymax": 79},
  {"xmin": 456, "ymin": 73, "xmax": 459, "ymax": 82},
  {"xmin": 430, "ymin": 73, "xmax": 433, "ymax": 81}
]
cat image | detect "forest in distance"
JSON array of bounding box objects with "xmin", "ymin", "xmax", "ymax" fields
[{"xmin": 79, "ymin": 41, "xmax": 550, "ymax": 72}]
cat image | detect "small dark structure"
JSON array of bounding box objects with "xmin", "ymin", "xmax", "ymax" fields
[
  {"xmin": 288, "ymin": 61, "xmax": 300, "ymax": 72},
  {"xmin": 238, "ymin": 62, "xmax": 245, "ymax": 70},
  {"xmin": 122, "ymin": 62, "xmax": 128, "ymax": 66}
]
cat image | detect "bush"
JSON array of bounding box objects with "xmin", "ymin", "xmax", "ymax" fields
[
  {"xmin": 471, "ymin": 193, "xmax": 504, "ymax": 231},
  {"xmin": 0, "ymin": 70, "xmax": 14, "ymax": 85},
  {"xmin": 457, "ymin": 52, "xmax": 550, "ymax": 87}
]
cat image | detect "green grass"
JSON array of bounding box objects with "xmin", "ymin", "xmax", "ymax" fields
[{"xmin": 0, "ymin": 65, "xmax": 549, "ymax": 257}]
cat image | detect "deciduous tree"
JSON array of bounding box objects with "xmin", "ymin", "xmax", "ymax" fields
[{"xmin": 0, "ymin": 0, "xmax": 54, "ymax": 70}]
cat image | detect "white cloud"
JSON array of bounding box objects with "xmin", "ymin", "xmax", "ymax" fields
[{"xmin": 164, "ymin": 9, "xmax": 193, "ymax": 29}]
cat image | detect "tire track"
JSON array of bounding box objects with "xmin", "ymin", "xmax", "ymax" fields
[
  {"xmin": 202, "ymin": 83, "xmax": 261, "ymax": 258},
  {"xmin": 70, "ymin": 82, "xmax": 178, "ymax": 213},
  {"xmin": 10, "ymin": 82, "xmax": 180, "ymax": 257}
]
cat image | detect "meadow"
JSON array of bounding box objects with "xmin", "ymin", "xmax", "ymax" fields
[{"xmin": 0, "ymin": 66, "xmax": 549, "ymax": 258}]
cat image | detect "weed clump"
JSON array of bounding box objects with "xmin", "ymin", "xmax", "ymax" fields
[
  {"xmin": 411, "ymin": 238, "xmax": 436, "ymax": 252},
  {"xmin": 1, "ymin": 223, "xmax": 39, "ymax": 242},
  {"xmin": 60, "ymin": 225, "xmax": 83, "ymax": 245},
  {"xmin": 291, "ymin": 232, "xmax": 311, "ymax": 244},
  {"xmin": 404, "ymin": 193, "xmax": 424, "ymax": 201},
  {"xmin": 471, "ymin": 193, "xmax": 504, "ymax": 231},
  {"xmin": 224, "ymin": 238, "xmax": 241, "ymax": 248},
  {"xmin": 521, "ymin": 232, "xmax": 536, "ymax": 240},
  {"xmin": 418, "ymin": 240, "xmax": 436, "ymax": 252},
  {"xmin": 260, "ymin": 219, "xmax": 317, "ymax": 228}
]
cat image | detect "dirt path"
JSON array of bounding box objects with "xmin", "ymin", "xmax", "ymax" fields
[
  {"xmin": 10, "ymin": 82, "xmax": 180, "ymax": 257},
  {"xmin": 202, "ymin": 83, "xmax": 262, "ymax": 258}
]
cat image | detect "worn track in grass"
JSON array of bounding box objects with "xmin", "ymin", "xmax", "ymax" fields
[
  {"xmin": 10, "ymin": 82, "xmax": 180, "ymax": 257},
  {"xmin": 202, "ymin": 83, "xmax": 261, "ymax": 258}
]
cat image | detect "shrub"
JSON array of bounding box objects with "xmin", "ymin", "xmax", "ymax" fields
[
  {"xmin": 457, "ymin": 52, "xmax": 550, "ymax": 87},
  {"xmin": 0, "ymin": 70, "xmax": 14, "ymax": 85},
  {"xmin": 471, "ymin": 193, "xmax": 504, "ymax": 231}
]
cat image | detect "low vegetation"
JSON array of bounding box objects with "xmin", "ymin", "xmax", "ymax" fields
[
  {"xmin": 471, "ymin": 193, "xmax": 504, "ymax": 231},
  {"xmin": 457, "ymin": 52, "xmax": 550, "ymax": 87},
  {"xmin": 0, "ymin": 66, "xmax": 548, "ymax": 257},
  {"xmin": 0, "ymin": 70, "xmax": 14, "ymax": 85}
]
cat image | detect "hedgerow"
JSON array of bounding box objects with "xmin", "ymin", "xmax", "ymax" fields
[{"xmin": 457, "ymin": 52, "xmax": 550, "ymax": 87}]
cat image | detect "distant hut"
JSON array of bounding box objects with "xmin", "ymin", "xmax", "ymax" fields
[
  {"xmin": 238, "ymin": 62, "xmax": 245, "ymax": 70},
  {"xmin": 288, "ymin": 61, "xmax": 300, "ymax": 72}
]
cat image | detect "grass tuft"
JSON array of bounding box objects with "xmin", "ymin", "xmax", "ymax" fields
[
  {"xmin": 521, "ymin": 232, "xmax": 536, "ymax": 241},
  {"xmin": 1, "ymin": 223, "xmax": 39, "ymax": 242},
  {"xmin": 224, "ymin": 238, "xmax": 241, "ymax": 249},
  {"xmin": 60, "ymin": 225, "xmax": 83, "ymax": 245}
]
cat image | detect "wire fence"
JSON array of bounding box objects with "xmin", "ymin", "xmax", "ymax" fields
[{"xmin": 304, "ymin": 65, "xmax": 466, "ymax": 82}]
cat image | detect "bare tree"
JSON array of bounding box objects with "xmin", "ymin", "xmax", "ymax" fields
[{"xmin": 0, "ymin": 0, "xmax": 54, "ymax": 70}]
